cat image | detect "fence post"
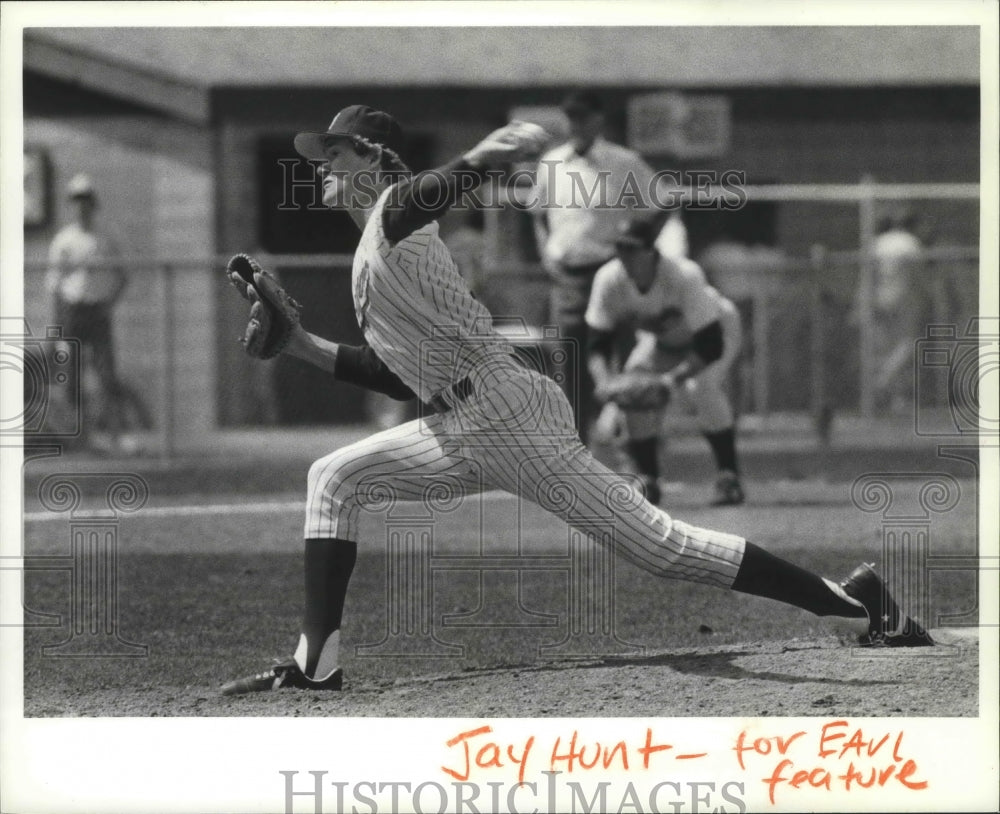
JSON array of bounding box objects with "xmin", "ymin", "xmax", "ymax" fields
[
  {"xmin": 159, "ymin": 264, "xmax": 175, "ymax": 460},
  {"xmin": 858, "ymin": 174, "xmax": 877, "ymax": 418},
  {"xmin": 809, "ymin": 244, "xmax": 830, "ymax": 445},
  {"xmin": 752, "ymin": 273, "xmax": 770, "ymax": 418}
]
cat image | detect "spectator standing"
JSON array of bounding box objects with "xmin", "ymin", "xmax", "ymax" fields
[
  {"xmin": 46, "ymin": 173, "xmax": 148, "ymax": 453},
  {"xmin": 869, "ymin": 210, "xmax": 925, "ymax": 413},
  {"xmin": 533, "ymin": 90, "xmax": 657, "ymax": 442}
]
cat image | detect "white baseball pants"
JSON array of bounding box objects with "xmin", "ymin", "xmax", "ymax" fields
[{"xmin": 305, "ymin": 356, "xmax": 745, "ymax": 589}]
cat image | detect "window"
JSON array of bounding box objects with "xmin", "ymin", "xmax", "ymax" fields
[{"xmin": 257, "ymin": 136, "xmax": 358, "ymax": 254}]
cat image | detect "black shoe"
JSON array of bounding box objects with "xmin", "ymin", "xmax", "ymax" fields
[
  {"xmin": 221, "ymin": 659, "xmax": 344, "ymax": 695},
  {"xmin": 841, "ymin": 563, "xmax": 935, "ymax": 647},
  {"xmin": 711, "ymin": 470, "xmax": 745, "ymax": 506}
]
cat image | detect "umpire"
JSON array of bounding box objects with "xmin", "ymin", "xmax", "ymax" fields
[{"xmin": 533, "ymin": 89, "xmax": 657, "ymax": 443}]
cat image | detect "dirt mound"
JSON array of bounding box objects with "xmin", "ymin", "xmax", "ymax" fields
[{"xmin": 25, "ymin": 631, "xmax": 974, "ymax": 719}]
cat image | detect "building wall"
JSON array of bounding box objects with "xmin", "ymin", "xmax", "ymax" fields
[
  {"xmin": 717, "ymin": 87, "xmax": 979, "ymax": 411},
  {"xmin": 23, "ymin": 114, "xmax": 216, "ymax": 435},
  {"xmin": 726, "ymin": 87, "xmax": 979, "ymax": 254},
  {"xmin": 23, "ymin": 79, "xmax": 977, "ymax": 431},
  {"xmin": 211, "ymin": 84, "xmax": 977, "ymax": 418},
  {"xmin": 215, "ymin": 84, "xmax": 978, "ymax": 257}
]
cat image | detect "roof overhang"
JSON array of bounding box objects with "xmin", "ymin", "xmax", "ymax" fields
[
  {"xmin": 23, "ymin": 26, "xmax": 980, "ymax": 124},
  {"xmin": 24, "ymin": 31, "xmax": 211, "ymax": 124}
]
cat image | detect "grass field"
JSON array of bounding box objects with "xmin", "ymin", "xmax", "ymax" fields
[{"xmin": 21, "ymin": 468, "xmax": 981, "ymax": 718}]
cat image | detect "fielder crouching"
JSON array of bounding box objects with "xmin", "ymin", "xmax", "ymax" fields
[
  {"xmin": 220, "ymin": 105, "xmax": 933, "ymax": 697},
  {"xmin": 587, "ymin": 218, "xmax": 745, "ymax": 507}
]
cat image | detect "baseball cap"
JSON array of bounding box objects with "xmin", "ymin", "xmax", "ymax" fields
[
  {"xmin": 561, "ymin": 89, "xmax": 604, "ymax": 117},
  {"xmin": 294, "ymin": 105, "xmax": 406, "ymax": 159},
  {"xmin": 614, "ymin": 218, "xmax": 658, "ymax": 250},
  {"xmin": 67, "ymin": 172, "xmax": 96, "ymax": 199}
]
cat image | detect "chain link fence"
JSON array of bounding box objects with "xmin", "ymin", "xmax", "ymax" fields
[{"xmin": 17, "ymin": 180, "xmax": 982, "ymax": 457}]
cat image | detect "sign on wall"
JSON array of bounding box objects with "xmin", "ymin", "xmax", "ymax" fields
[{"xmin": 627, "ymin": 92, "xmax": 731, "ymax": 158}]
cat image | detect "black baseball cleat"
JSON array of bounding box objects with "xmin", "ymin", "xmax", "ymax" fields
[
  {"xmin": 711, "ymin": 470, "xmax": 745, "ymax": 506},
  {"xmin": 220, "ymin": 659, "xmax": 343, "ymax": 695},
  {"xmin": 841, "ymin": 563, "xmax": 935, "ymax": 647}
]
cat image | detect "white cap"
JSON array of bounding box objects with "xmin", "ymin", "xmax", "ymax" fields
[{"xmin": 67, "ymin": 173, "xmax": 96, "ymax": 199}]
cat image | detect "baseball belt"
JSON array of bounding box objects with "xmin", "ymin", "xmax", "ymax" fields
[{"xmin": 425, "ymin": 350, "xmax": 536, "ymax": 413}]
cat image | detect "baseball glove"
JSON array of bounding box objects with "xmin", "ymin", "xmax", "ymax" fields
[
  {"xmin": 600, "ymin": 371, "xmax": 672, "ymax": 410},
  {"xmin": 226, "ymin": 253, "xmax": 302, "ymax": 360}
]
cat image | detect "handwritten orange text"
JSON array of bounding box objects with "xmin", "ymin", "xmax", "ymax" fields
[
  {"xmin": 441, "ymin": 726, "xmax": 705, "ymax": 785},
  {"xmin": 441, "ymin": 726, "xmax": 535, "ymax": 784},
  {"xmin": 735, "ymin": 721, "xmax": 928, "ymax": 804}
]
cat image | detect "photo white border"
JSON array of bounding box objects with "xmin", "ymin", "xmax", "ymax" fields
[{"xmin": 2, "ymin": 2, "xmax": 997, "ymax": 812}]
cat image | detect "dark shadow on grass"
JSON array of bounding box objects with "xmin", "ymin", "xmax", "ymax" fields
[
  {"xmin": 588, "ymin": 651, "xmax": 897, "ymax": 686},
  {"xmin": 423, "ymin": 646, "xmax": 897, "ymax": 689},
  {"xmin": 758, "ymin": 499, "xmax": 852, "ymax": 508}
]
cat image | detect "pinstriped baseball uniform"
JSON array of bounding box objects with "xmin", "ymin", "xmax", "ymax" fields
[
  {"xmin": 305, "ymin": 187, "xmax": 746, "ymax": 589},
  {"xmin": 586, "ymin": 254, "xmax": 742, "ymax": 434},
  {"xmin": 219, "ymin": 109, "xmax": 923, "ymax": 699},
  {"xmin": 350, "ymin": 187, "xmax": 510, "ymax": 403}
]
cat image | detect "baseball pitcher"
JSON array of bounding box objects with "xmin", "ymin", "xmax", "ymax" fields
[{"xmin": 220, "ymin": 105, "xmax": 933, "ymax": 695}]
